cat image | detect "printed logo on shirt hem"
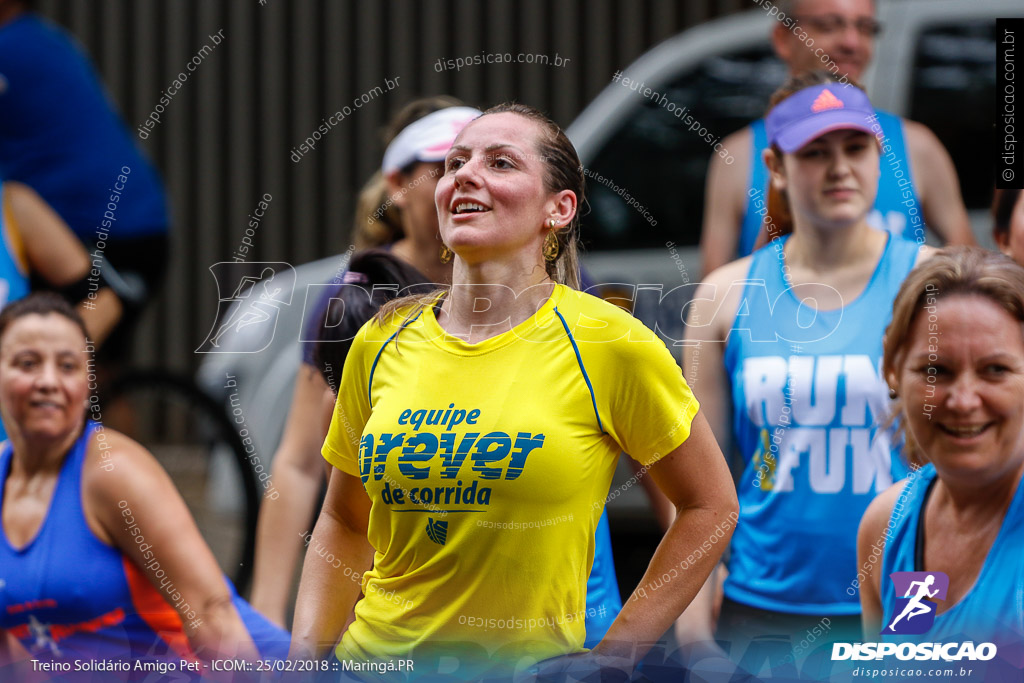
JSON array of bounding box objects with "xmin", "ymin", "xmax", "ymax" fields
[{"xmin": 426, "ymin": 518, "xmax": 448, "ymax": 545}]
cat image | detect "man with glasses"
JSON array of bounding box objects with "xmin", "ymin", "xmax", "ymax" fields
[{"xmin": 699, "ymin": 0, "xmax": 975, "ymax": 275}]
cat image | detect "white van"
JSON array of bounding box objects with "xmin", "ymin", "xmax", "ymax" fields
[{"xmin": 571, "ymin": 0, "xmax": 1015, "ymax": 346}]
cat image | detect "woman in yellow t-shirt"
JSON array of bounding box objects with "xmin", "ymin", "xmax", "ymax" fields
[{"xmin": 290, "ymin": 103, "xmax": 739, "ymax": 679}]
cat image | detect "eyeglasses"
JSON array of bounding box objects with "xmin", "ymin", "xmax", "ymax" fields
[{"xmin": 794, "ymin": 14, "xmax": 884, "ymax": 38}]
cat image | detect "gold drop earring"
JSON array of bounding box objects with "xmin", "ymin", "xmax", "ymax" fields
[{"xmin": 543, "ymin": 218, "xmax": 560, "ymax": 262}]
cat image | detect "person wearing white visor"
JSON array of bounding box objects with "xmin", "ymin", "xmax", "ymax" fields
[
  {"xmin": 380, "ymin": 106, "xmax": 482, "ymax": 284},
  {"xmin": 382, "ymin": 105, "xmax": 482, "ymax": 174},
  {"xmin": 251, "ymin": 100, "xmax": 478, "ymax": 628}
]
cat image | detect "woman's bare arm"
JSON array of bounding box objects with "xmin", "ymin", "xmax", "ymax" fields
[
  {"xmin": 289, "ymin": 467, "xmax": 373, "ymax": 659},
  {"xmin": 595, "ymin": 412, "xmax": 739, "ymax": 662},
  {"xmin": 673, "ymin": 259, "xmax": 746, "ymax": 645},
  {"xmin": 86, "ymin": 430, "xmax": 258, "ymax": 660},
  {"xmin": 858, "ymin": 483, "xmax": 902, "ymax": 639},
  {"xmin": 251, "ymin": 366, "xmax": 331, "ymax": 626},
  {"xmin": 4, "ymin": 182, "xmax": 123, "ymax": 344}
]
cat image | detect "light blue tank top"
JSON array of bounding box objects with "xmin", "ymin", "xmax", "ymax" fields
[
  {"xmin": 740, "ymin": 111, "xmax": 922, "ymax": 257},
  {"xmin": 880, "ymin": 464, "xmax": 1024, "ymax": 647},
  {"xmin": 722, "ymin": 233, "xmax": 917, "ymax": 614}
]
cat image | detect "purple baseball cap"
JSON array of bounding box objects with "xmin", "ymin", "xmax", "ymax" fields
[{"xmin": 765, "ymin": 83, "xmax": 880, "ymax": 153}]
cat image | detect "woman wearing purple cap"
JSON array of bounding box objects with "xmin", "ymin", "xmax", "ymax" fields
[{"xmin": 680, "ymin": 72, "xmax": 934, "ymax": 672}]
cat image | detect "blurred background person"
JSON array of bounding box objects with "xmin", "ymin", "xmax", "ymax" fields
[
  {"xmin": 992, "ymin": 188, "xmax": 1024, "ymax": 266},
  {"xmin": 860, "ymin": 247, "xmax": 1024, "ymax": 678},
  {"xmin": 0, "ymin": 180, "xmax": 123, "ymax": 448},
  {"xmin": 376, "ymin": 99, "xmax": 479, "ymax": 285},
  {"xmin": 680, "ymin": 74, "xmax": 931, "ymax": 674},
  {"xmin": 0, "ymin": 0, "xmax": 170, "ymax": 362},
  {"xmin": 250, "ymin": 98, "xmax": 475, "ymax": 625},
  {"xmin": 699, "ymin": 0, "xmax": 973, "ymax": 276},
  {"xmin": 0, "ymin": 182, "xmax": 122, "ymax": 344},
  {"xmin": 310, "ymin": 252, "xmax": 437, "ymax": 405}
]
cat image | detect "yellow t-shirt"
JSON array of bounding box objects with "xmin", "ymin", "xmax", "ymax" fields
[{"xmin": 322, "ymin": 283, "xmax": 698, "ymax": 670}]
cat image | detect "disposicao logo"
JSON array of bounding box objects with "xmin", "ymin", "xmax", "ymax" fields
[{"xmin": 832, "ymin": 571, "xmax": 997, "ymax": 662}]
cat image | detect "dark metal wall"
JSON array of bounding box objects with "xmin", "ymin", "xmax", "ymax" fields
[{"xmin": 37, "ymin": 0, "xmax": 745, "ymax": 371}]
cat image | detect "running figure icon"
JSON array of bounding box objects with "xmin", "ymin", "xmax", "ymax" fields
[
  {"xmin": 888, "ymin": 574, "xmax": 940, "ymax": 631},
  {"xmin": 209, "ymin": 268, "xmax": 283, "ymax": 347},
  {"xmin": 196, "ymin": 262, "xmax": 296, "ymax": 353}
]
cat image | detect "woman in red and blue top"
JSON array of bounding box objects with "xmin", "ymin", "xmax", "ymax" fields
[{"xmin": 0, "ymin": 294, "xmax": 287, "ymax": 677}]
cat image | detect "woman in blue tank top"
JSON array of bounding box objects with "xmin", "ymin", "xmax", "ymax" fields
[
  {"xmin": 0, "ymin": 294, "xmax": 288, "ymax": 677},
  {"xmin": 680, "ymin": 72, "xmax": 930, "ymax": 675},
  {"xmin": 858, "ymin": 248, "xmax": 1024, "ymax": 678}
]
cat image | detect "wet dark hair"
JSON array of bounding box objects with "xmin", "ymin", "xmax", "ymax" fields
[
  {"xmin": 481, "ymin": 102, "xmax": 584, "ymax": 287},
  {"xmin": 992, "ymin": 188, "xmax": 1023, "ymax": 243},
  {"xmin": 0, "ymin": 292, "xmax": 90, "ymax": 348},
  {"xmin": 313, "ymin": 250, "xmax": 434, "ymax": 393}
]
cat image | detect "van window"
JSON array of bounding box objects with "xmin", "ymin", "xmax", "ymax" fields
[
  {"xmin": 908, "ymin": 21, "xmax": 996, "ymax": 210},
  {"xmin": 581, "ymin": 45, "xmax": 780, "ymax": 252}
]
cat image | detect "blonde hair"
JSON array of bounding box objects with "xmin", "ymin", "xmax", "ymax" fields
[
  {"xmin": 883, "ymin": 247, "xmax": 1024, "ymax": 463},
  {"xmin": 352, "ymin": 171, "xmax": 403, "ymax": 249}
]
